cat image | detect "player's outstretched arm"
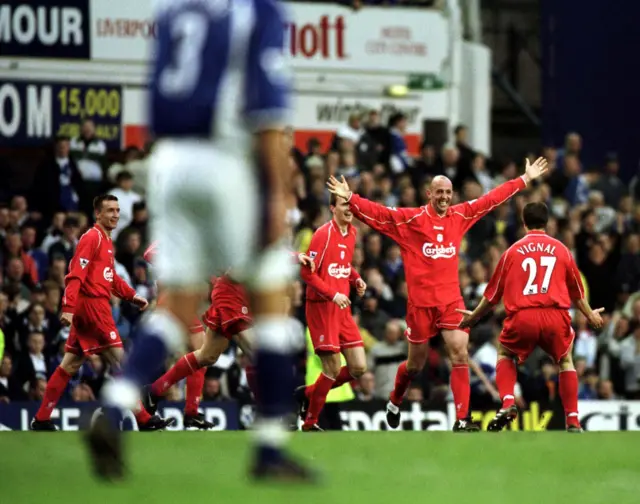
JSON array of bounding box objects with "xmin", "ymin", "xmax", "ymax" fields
[
  {"xmin": 457, "ymin": 157, "xmax": 548, "ymax": 227},
  {"xmin": 457, "ymin": 297, "xmax": 494, "ymax": 329},
  {"xmin": 327, "ymin": 175, "xmax": 422, "ymax": 240}
]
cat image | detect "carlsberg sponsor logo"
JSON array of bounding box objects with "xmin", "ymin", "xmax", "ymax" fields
[
  {"xmin": 328, "ymin": 263, "xmax": 351, "ymax": 279},
  {"xmin": 422, "ymin": 242, "xmax": 456, "ymax": 259}
]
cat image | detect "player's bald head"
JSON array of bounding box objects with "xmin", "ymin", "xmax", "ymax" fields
[{"xmin": 430, "ymin": 175, "xmax": 453, "ymax": 190}]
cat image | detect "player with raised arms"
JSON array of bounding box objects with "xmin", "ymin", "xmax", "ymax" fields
[
  {"xmin": 327, "ymin": 157, "xmax": 548, "ymax": 431},
  {"xmin": 457, "ymin": 201, "xmax": 604, "ymax": 432},
  {"xmin": 88, "ymin": 0, "xmax": 313, "ymax": 482}
]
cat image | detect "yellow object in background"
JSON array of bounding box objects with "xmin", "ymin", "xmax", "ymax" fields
[{"xmin": 305, "ymin": 328, "xmax": 355, "ymax": 403}]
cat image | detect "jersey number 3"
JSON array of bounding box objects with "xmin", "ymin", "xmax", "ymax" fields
[
  {"xmin": 160, "ymin": 12, "xmax": 208, "ymax": 98},
  {"xmin": 521, "ymin": 256, "xmax": 557, "ymax": 295}
]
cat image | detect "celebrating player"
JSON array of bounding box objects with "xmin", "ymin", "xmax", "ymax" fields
[
  {"xmin": 327, "ymin": 157, "xmax": 549, "ymax": 431},
  {"xmin": 456, "ymin": 202, "xmax": 604, "ymax": 432},
  {"xmin": 294, "ymin": 193, "xmax": 367, "ymax": 431},
  {"xmin": 30, "ymin": 195, "xmax": 172, "ymax": 432},
  {"xmin": 141, "ymin": 251, "xmax": 315, "ymax": 421}
]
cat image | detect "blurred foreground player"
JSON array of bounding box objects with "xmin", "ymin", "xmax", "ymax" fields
[
  {"xmin": 89, "ymin": 0, "xmax": 314, "ymax": 482},
  {"xmin": 327, "ymin": 157, "xmax": 549, "ymax": 431},
  {"xmin": 457, "ymin": 202, "xmax": 604, "ymax": 432},
  {"xmin": 142, "ymin": 241, "xmax": 212, "ymax": 429},
  {"xmin": 31, "ymin": 195, "xmax": 172, "ymax": 431},
  {"xmin": 294, "ymin": 194, "xmax": 367, "ymax": 431}
]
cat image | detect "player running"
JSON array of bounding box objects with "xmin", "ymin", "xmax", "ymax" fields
[
  {"xmin": 90, "ymin": 0, "xmax": 313, "ymax": 482},
  {"xmin": 327, "ymin": 157, "xmax": 549, "ymax": 431},
  {"xmin": 141, "ymin": 251, "xmax": 315, "ymax": 422},
  {"xmin": 294, "ymin": 193, "xmax": 367, "ymax": 431},
  {"xmin": 457, "ymin": 202, "xmax": 604, "ymax": 432},
  {"xmin": 30, "ymin": 195, "xmax": 172, "ymax": 432}
]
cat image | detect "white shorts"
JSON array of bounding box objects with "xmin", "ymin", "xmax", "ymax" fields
[{"xmin": 147, "ymin": 139, "xmax": 294, "ymax": 290}]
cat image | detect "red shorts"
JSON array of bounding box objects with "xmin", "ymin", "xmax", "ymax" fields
[
  {"xmin": 65, "ymin": 298, "xmax": 121, "ymax": 356},
  {"xmin": 306, "ymin": 302, "xmax": 363, "ymax": 354},
  {"xmin": 500, "ymin": 308, "xmax": 575, "ymax": 364},
  {"xmin": 404, "ymin": 299, "xmax": 469, "ymax": 344}
]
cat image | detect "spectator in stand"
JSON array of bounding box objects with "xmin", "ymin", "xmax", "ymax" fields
[
  {"xmin": 619, "ymin": 324, "xmax": 640, "ymax": 399},
  {"xmin": 594, "ymin": 153, "xmax": 626, "ymax": 208},
  {"xmin": 46, "ymin": 255, "xmax": 68, "ymax": 292},
  {"xmin": 615, "ymin": 234, "xmax": 640, "ymax": 302},
  {"xmin": 454, "ymin": 124, "xmax": 476, "ymax": 172},
  {"xmin": 108, "ymin": 171, "xmax": 143, "ymax": 240},
  {"xmin": 470, "ymin": 153, "xmax": 494, "ymax": 194},
  {"xmin": 368, "ymin": 320, "xmax": 407, "ymax": 399},
  {"xmin": 15, "ymin": 302, "xmax": 55, "ymax": 352},
  {"xmin": 47, "ymin": 216, "xmax": 80, "ymax": 265},
  {"xmin": 365, "ymin": 109, "xmax": 388, "ymax": 159},
  {"xmin": 4, "ymin": 257, "xmax": 32, "ymax": 300},
  {"xmin": 3, "ymin": 228, "xmax": 39, "ymax": 286},
  {"xmin": 388, "ymin": 112, "xmax": 412, "ymax": 175},
  {"xmin": 0, "ymin": 353, "xmax": 24, "ymax": 402},
  {"xmin": 556, "ymin": 131, "xmax": 583, "ymax": 167},
  {"xmin": 29, "ymin": 135, "xmax": 84, "ymax": 225},
  {"xmin": 356, "ymin": 371, "xmax": 376, "ymax": 401},
  {"xmin": 359, "ymin": 290, "xmax": 389, "ymax": 341},
  {"xmin": 106, "ymin": 145, "xmax": 143, "ymax": 185},
  {"xmin": 436, "ymin": 144, "xmax": 466, "ymax": 190},
  {"xmin": 20, "ymin": 223, "xmax": 48, "ymax": 281},
  {"xmin": 40, "ymin": 212, "xmax": 67, "ymax": 255},
  {"xmin": 14, "ymin": 331, "xmax": 49, "ymax": 390},
  {"xmin": 10, "ymin": 196, "xmax": 31, "ymax": 228},
  {"xmin": 573, "ymin": 311, "xmax": 598, "ymax": 367},
  {"xmin": 598, "ymin": 380, "xmax": 619, "ymax": 400},
  {"xmin": 70, "ymin": 119, "xmax": 107, "ymax": 209},
  {"xmin": 578, "ymin": 368, "xmax": 599, "ymax": 400}
]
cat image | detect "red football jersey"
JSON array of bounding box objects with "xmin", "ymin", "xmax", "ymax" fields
[
  {"xmin": 348, "ymin": 177, "xmax": 527, "ymax": 307},
  {"xmin": 484, "ymin": 230, "xmax": 585, "ymax": 314},
  {"xmin": 62, "ymin": 225, "xmax": 136, "ymax": 313},
  {"xmin": 301, "ymin": 219, "xmax": 361, "ymax": 302}
]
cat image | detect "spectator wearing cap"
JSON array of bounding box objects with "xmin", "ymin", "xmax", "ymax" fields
[
  {"xmin": 47, "ymin": 216, "xmax": 80, "ymax": 265},
  {"xmin": 30, "ymin": 135, "xmax": 85, "ymax": 225},
  {"xmin": 594, "ymin": 153, "xmax": 626, "ymax": 208},
  {"xmin": 108, "ymin": 170, "xmax": 143, "ymax": 240},
  {"xmin": 388, "ymin": 112, "xmax": 412, "ymax": 175}
]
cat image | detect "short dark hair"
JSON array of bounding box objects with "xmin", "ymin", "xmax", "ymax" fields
[
  {"xmin": 522, "ymin": 202, "xmax": 549, "ymax": 230},
  {"xmin": 93, "ymin": 194, "xmax": 118, "ymax": 212},
  {"xmin": 115, "ymin": 170, "xmax": 133, "ymax": 183},
  {"xmin": 330, "ymin": 192, "xmax": 339, "ymax": 207}
]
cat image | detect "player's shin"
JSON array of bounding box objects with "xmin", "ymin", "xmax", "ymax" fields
[
  {"xmin": 249, "ymin": 246, "xmax": 301, "ymax": 462},
  {"xmin": 495, "ymin": 358, "xmax": 517, "ymax": 409},
  {"xmin": 559, "ymin": 369, "xmax": 579, "ymax": 426},
  {"xmin": 35, "ymin": 366, "xmax": 73, "ymax": 421},
  {"xmin": 450, "ymin": 363, "xmax": 471, "ymax": 420},
  {"xmin": 389, "ymin": 361, "xmax": 416, "ymax": 406},
  {"xmin": 184, "ymin": 367, "xmax": 206, "ymax": 416}
]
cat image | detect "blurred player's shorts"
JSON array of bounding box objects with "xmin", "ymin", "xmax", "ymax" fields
[{"xmin": 147, "ymin": 139, "xmax": 295, "ymax": 290}]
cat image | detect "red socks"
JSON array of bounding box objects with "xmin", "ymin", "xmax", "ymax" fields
[
  {"xmin": 450, "ymin": 364, "xmax": 470, "ymax": 420},
  {"xmin": 332, "ymin": 366, "xmax": 354, "ymax": 389},
  {"xmin": 495, "ymin": 358, "xmax": 517, "ymax": 408},
  {"xmin": 559, "ymin": 369, "xmax": 579, "ymax": 426},
  {"xmin": 35, "ymin": 367, "xmax": 72, "ymax": 421},
  {"xmin": 303, "ymin": 373, "xmax": 335, "ymax": 428},
  {"xmin": 151, "ymin": 352, "xmax": 200, "ymax": 396},
  {"xmin": 389, "ymin": 361, "xmax": 413, "ymax": 406},
  {"xmin": 134, "ymin": 401, "xmax": 152, "ymax": 425},
  {"xmin": 184, "ymin": 367, "xmax": 206, "ymax": 416}
]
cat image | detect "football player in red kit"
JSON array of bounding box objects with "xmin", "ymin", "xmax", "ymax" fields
[
  {"xmin": 327, "ymin": 157, "xmax": 549, "ymax": 431},
  {"xmin": 295, "ymin": 193, "xmax": 367, "ymax": 431},
  {"xmin": 457, "ymin": 202, "xmax": 604, "ymax": 432},
  {"xmin": 141, "ymin": 252, "xmax": 316, "ymax": 423},
  {"xmin": 31, "ymin": 195, "xmax": 173, "ymax": 431}
]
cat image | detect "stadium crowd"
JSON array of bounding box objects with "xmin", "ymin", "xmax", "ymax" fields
[{"xmin": 1, "ymin": 113, "xmax": 640, "ymax": 414}]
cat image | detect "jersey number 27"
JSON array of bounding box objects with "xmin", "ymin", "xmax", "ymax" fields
[{"xmin": 521, "ymin": 256, "xmax": 557, "ymax": 295}]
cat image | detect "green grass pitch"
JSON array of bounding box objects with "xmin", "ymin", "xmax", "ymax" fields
[{"xmin": 2, "ymin": 432, "xmax": 639, "ymax": 504}]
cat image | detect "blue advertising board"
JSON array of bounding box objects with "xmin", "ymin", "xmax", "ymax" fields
[
  {"xmin": 0, "ymin": 80, "xmax": 122, "ymax": 148},
  {"xmin": 0, "ymin": 401, "xmax": 241, "ymax": 431},
  {"xmin": 0, "ymin": 0, "xmax": 91, "ymax": 59}
]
